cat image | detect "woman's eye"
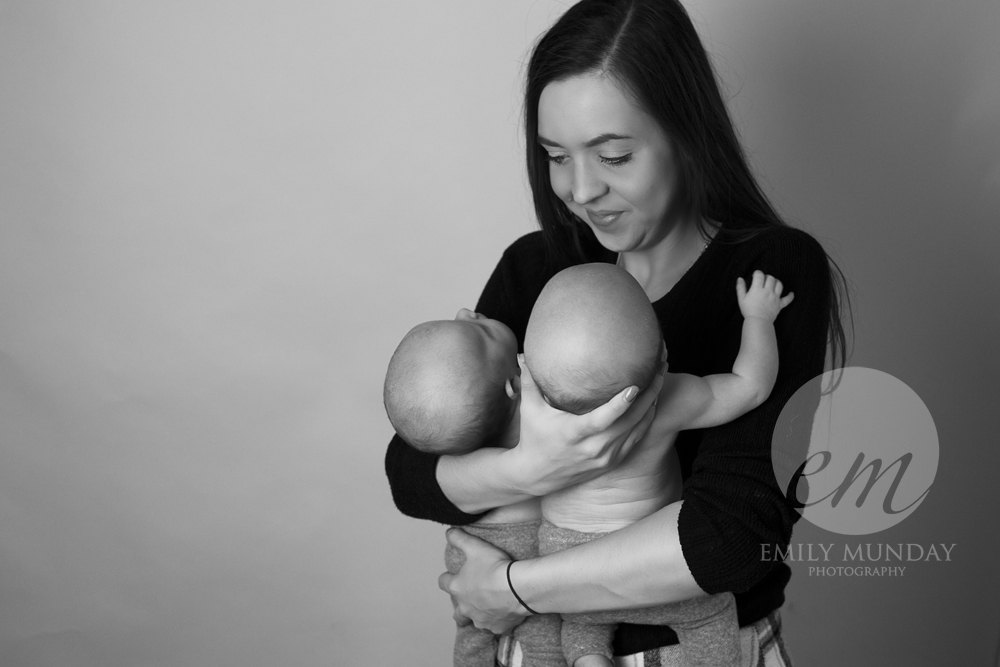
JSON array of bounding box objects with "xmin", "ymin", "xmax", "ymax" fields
[
  {"xmin": 546, "ymin": 154, "xmax": 569, "ymax": 166},
  {"xmin": 600, "ymin": 154, "xmax": 632, "ymax": 167}
]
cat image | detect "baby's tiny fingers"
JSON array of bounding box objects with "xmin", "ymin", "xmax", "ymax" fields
[
  {"xmin": 780, "ymin": 293, "xmax": 795, "ymax": 308},
  {"xmin": 752, "ymin": 270, "xmax": 765, "ymax": 288},
  {"xmin": 775, "ymin": 279, "xmax": 784, "ymax": 295},
  {"xmin": 736, "ymin": 277, "xmax": 747, "ymax": 299}
]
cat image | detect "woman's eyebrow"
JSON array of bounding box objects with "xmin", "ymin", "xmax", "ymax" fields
[{"xmin": 538, "ymin": 133, "xmax": 633, "ymax": 148}]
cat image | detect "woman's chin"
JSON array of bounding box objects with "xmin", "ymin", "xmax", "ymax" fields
[{"xmin": 591, "ymin": 227, "xmax": 642, "ymax": 255}]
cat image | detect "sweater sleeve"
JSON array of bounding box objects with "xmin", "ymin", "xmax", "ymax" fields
[
  {"xmin": 383, "ymin": 239, "xmax": 532, "ymax": 525},
  {"xmin": 677, "ymin": 230, "xmax": 832, "ymax": 594}
]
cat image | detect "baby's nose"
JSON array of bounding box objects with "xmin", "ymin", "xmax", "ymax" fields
[{"xmin": 455, "ymin": 308, "xmax": 477, "ymax": 321}]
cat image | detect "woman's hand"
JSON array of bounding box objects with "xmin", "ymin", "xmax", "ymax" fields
[
  {"xmin": 510, "ymin": 348, "xmax": 667, "ymax": 497},
  {"xmin": 438, "ymin": 528, "xmax": 528, "ymax": 634},
  {"xmin": 435, "ymin": 347, "xmax": 667, "ymax": 515}
]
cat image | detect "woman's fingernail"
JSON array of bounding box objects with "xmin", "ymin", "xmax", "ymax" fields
[{"xmin": 624, "ymin": 386, "xmax": 638, "ymax": 402}]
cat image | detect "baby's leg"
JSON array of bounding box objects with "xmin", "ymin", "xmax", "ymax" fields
[
  {"xmin": 539, "ymin": 520, "xmax": 740, "ymax": 667},
  {"xmin": 663, "ymin": 592, "xmax": 740, "ymax": 667},
  {"xmin": 571, "ymin": 592, "xmax": 741, "ymax": 667},
  {"xmin": 450, "ymin": 623, "xmax": 495, "ymax": 667},
  {"xmin": 559, "ymin": 620, "xmax": 614, "ymax": 667},
  {"xmin": 512, "ymin": 614, "xmax": 566, "ymax": 667},
  {"xmin": 537, "ymin": 521, "xmax": 614, "ymax": 666},
  {"xmin": 447, "ymin": 521, "xmax": 564, "ymax": 667},
  {"xmin": 445, "ymin": 533, "xmax": 497, "ymax": 667}
]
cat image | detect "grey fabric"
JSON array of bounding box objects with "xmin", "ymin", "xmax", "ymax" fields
[
  {"xmin": 538, "ymin": 520, "xmax": 740, "ymax": 667},
  {"xmin": 446, "ymin": 521, "xmax": 566, "ymax": 667}
]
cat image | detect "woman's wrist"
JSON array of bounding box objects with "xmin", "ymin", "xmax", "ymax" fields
[
  {"xmin": 506, "ymin": 560, "xmax": 541, "ymax": 615},
  {"xmin": 508, "ymin": 503, "xmax": 705, "ymax": 615},
  {"xmin": 504, "ymin": 552, "xmax": 557, "ymax": 615}
]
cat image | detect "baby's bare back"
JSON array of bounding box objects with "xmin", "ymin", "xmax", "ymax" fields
[
  {"xmin": 527, "ymin": 263, "xmax": 671, "ymax": 532},
  {"xmin": 540, "ymin": 427, "xmax": 683, "ymax": 533}
]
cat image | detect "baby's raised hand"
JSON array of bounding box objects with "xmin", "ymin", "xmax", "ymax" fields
[{"xmin": 736, "ymin": 270, "xmax": 794, "ymax": 322}]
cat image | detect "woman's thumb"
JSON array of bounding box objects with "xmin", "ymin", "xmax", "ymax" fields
[{"xmin": 583, "ymin": 384, "xmax": 638, "ymax": 431}]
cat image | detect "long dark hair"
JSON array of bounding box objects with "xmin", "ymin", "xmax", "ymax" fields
[{"xmin": 524, "ymin": 0, "xmax": 851, "ymax": 370}]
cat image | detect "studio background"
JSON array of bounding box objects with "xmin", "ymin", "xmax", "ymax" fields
[{"xmin": 1, "ymin": 1, "xmax": 998, "ymax": 665}]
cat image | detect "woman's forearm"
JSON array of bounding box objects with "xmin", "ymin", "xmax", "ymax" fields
[
  {"xmin": 511, "ymin": 501, "xmax": 706, "ymax": 613},
  {"xmin": 437, "ymin": 447, "xmax": 535, "ymax": 514},
  {"xmin": 441, "ymin": 359, "xmax": 665, "ymax": 514}
]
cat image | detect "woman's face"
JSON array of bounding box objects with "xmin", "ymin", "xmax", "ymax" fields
[{"xmin": 537, "ymin": 73, "xmax": 685, "ymax": 253}]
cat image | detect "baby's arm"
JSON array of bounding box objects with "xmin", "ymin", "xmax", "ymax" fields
[{"xmin": 658, "ymin": 271, "xmax": 793, "ymax": 431}]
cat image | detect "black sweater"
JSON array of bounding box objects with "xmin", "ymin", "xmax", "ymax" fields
[{"xmin": 385, "ymin": 226, "xmax": 830, "ymax": 655}]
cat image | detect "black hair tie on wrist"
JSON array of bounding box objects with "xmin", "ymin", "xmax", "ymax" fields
[{"xmin": 506, "ymin": 560, "xmax": 539, "ymax": 615}]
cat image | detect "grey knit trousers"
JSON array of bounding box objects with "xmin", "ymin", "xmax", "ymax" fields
[
  {"xmin": 538, "ymin": 520, "xmax": 740, "ymax": 667},
  {"xmin": 445, "ymin": 520, "xmax": 566, "ymax": 667}
]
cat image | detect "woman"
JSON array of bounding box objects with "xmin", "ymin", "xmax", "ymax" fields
[{"xmin": 385, "ymin": 0, "xmax": 848, "ymax": 664}]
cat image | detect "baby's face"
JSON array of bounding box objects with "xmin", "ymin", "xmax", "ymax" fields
[{"xmin": 453, "ymin": 309, "xmax": 519, "ymax": 381}]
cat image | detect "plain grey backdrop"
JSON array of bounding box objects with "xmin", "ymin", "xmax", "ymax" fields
[{"xmin": 1, "ymin": 1, "xmax": 998, "ymax": 665}]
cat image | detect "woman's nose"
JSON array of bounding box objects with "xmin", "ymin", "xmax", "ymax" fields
[{"xmin": 571, "ymin": 160, "xmax": 608, "ymax": 205}]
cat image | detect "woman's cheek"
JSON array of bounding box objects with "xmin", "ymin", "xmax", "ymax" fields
[{"xmin": 549, "ymin": 165, "xmax": 572, "ymax": 203}]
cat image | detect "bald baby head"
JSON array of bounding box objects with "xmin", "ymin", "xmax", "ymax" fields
[
  {"xmin": 383, "ymin": 319, "xmax": 517, "ymax": 454},
  {"xmin": 524, "ymin": 263, "xmax": 661, "ymax": 414}
]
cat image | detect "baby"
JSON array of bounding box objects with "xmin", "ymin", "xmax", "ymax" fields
[
  {"xmin": 384, "ymin": 264, "xmax": 793, "ymax": 667},
  {"xmin": 384, "ymin": 309, "xmax": 564, "ymax": 667},
  {"xmin": 524, "ymin": 265, "xmax": 791, "ymax": 667}
]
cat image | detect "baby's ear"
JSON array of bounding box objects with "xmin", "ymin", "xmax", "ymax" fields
[{"xmin": 505, "ymin": 374, "xmax": 520, "ymax": 400}]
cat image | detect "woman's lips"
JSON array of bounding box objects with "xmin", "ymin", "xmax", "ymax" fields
[{"xmin": 585, "ymin": 209, "xmax": 625, "ymax": 227}]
